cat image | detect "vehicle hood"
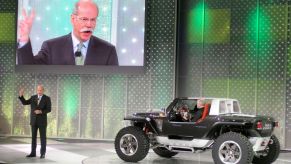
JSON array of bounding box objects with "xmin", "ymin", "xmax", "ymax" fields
[
  {"xmin": 133, "ymin": 112, "xmax": 161, "ymax": 118},
  {"xmin": 219, "ymin": 113, "xmax": 275, "ymax": 122}
]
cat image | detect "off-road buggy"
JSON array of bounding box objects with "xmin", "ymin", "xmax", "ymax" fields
[{"xmin": 114, "ymin": 98, "xmax": 280, "ymax": 164}]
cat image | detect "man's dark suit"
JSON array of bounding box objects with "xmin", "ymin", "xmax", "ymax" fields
[
  {"xmin": 19, "ymin": 94, "xmax": 51, "ymax": 156},
  {"xmin": 17, "ymin": 34, "xmax": 118, "ymax": 65}
]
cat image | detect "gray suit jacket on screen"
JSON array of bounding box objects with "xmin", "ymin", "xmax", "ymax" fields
[{"xmin": 17, "ymin": 34, "xmax": 118, "ymax": 65}]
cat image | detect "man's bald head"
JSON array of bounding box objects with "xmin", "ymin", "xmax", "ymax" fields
[
  {"xmin": 72, "ymin": 0, "xmax": 99, "ymax": 16},
  {"xmin": 37, "ymin": 84, "xmax": 44, "ymax": 96}
]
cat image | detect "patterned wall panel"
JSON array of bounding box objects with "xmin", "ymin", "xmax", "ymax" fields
[
  {"xmin": 57, "ymin": 76, "xmax": 81, "ymax": 138},
  {"xmin": 148, "ymin": 41, "xmax": 175, "ymax": 108},
  {"xmin": 177, "ymin": 44, "xmax": 203, "ymax": 97},
  {"xmin": 0, "ymin": 0, "xmax": 17, "ymax": 134},
  {"xmin": 177, "ymin": 0, "xmax": 204, "ymax": 97},
  {"xmin": 146, "ymin": 0, "xmax": 175, "ymax": 50},
  {"xmin": 0, "ymin": 44, "xmax": 15, "ymax": 74},
  {"xmin": 103, "ymin": 76, "xmax": 127, "ymax": 139},
  {"xmin": 145, "ymin": 0, "xmax": 176, "ymax": 110},
  {"xmin": 13, "ymin": 74, "xmax": 35, "ymax": 136},
  {"xmin": 202, "ymin": 0, "xmax": 231, "ymax": 98},
  {"xmin": 104, "ymin": 76, "xmax": 127, "ymax": 108},
  {"xmin": 228, "ymin": 0, "xmax": 258, "ymax": 114},
  {"xmin": 151, "ymin": 76, "xmax": 175, "ymax": 109},
  {"xmin": 127, "ymin": 75, "xmax": 150, "ymax": 114},
  {"xmin": 0, "ymin": 3, "xmax": 16, "ymax": 44},
  {"xmin": 57, "ymin": 106, "xmax": 79, "ymax": 138},
  {"xmin": 146, "ymin": 0, "xmax": 176, "ymax": 80},
  {"xmin": 177, "ymin": 0, "xmax": 289, "ymax": 148},
  {"xmin": 103, "ymin": 107, "xmax": 126, "ymax": 139},
  {"xmin": 202, "ymin": 45, "xmax": 230, "ymax": 98},
  {"xmin": 256, "ymin": 42, "xmax": 286, "ymax": 142},
  {"xmin": 0, "ymin": 0, "xmax": 16, "ymax": 74},
  {"xmin": 256, "ymin": 0, "xmax": 287, "ymax": 142},
  {"xmin": 46, "ymin": 107, "xmax": 57, "ymax": 137},
  {"xmin": 229, "ymin": 43, "xmax": 257, "ymax": 114},
  {"xmin": 79, "ymin": 76, "xmax": 104, "ymax": 138},
  {"xmin": 0, "ymin": 74, "xmax": 14, "ymax": 134},
  {"xmin": 80, "ymin": 107, "xmax": 103, "ymax": 139},
  {"xmin": 285, "ymin": 0, "xmax": 291, "ymax": 149},
  {"xmin": 286, "ymin": 78, "xmax": 291, "ymax": 148},
  {"xmin": 148, "ymin": 43, "xmax": 175, "ymax": 77},
  {"xmin": 80, "ymin": 76, "xmax": 104, "ymax": 108}
]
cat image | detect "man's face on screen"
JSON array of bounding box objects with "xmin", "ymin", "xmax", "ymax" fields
[{"xmin": 71, "ymin": 2, "xmax": 98, "ymax": 42}]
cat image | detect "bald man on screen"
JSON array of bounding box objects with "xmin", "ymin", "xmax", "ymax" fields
[{"xmin": 17, "ymin": 0, "xmax": 118, "ymax": 65}]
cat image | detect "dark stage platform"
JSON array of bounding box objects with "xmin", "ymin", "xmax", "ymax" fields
[{"xmin": 0, "ymin": 136, "xmax": 290, "ymax": 164}]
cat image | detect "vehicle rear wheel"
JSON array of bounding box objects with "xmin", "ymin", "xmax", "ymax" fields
[
  {"xmin": 153, "ymin": 146, "xmax": 178, "ymax": 158},
  {"xmin": 114, "ymin": 126, "xmax": 150, "ymax": 162},
  {"xmin": 212, "ymin": 132, "xmax": 254, "ymax": 164},
  {"xmin": 252, "ymin": 135, "xmax": 280, "ymax": 164}
]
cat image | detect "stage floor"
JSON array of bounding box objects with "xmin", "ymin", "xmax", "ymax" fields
[{"xmin": 0, "ymin": 136, "xmax": 290, "ymax": 164}]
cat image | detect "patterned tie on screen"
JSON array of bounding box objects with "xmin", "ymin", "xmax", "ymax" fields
[{"xmin": 75, "ymin": 42, "xmax": 84, "ymax": 65}]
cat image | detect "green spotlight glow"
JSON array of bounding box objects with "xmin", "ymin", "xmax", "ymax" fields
[
  {"xmin": 187, "ymin": 0, "xmax": 205, "ymax": 43},
  {"xmin": 204, "ymin": 9, "xmax": 230, "ymax": 43},
  {"xmin": 84, "ymin": 97, "xmax": 94, "ymax": 138},
  {"xmin": 0, "ymin": 76, "xmax": 14, "ymax": 134},
  {"xmin": 57, "ymin": 76, "xmax": 80, "ymax": 137},
  {"xmin": 186, "ymin": 1, "xmax": 229, "ymax": 44},
  {"xmin": 0, "ymin": 13, "xmax": 15, "ymax": 43},
  {"xmin": 62, "ymin": 78, "xmax": 80, "ymax": 118},
  {"xmin": 246, "ymin": 3, "xmax": 272, "ymax": 43},
  {"xmin": 262, "ymin": 5, "xmax": 286, "ymax": 42},
  {"xmin": 246, "ymin": 7, "xmax": 259, "ymax": 43}
]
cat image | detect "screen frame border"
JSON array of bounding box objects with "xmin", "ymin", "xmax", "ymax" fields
[{"xmin": 14, "ymin": 0, "xmax": 147, "ymax": 75}]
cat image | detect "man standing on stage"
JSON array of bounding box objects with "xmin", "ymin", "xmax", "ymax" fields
[{"xmin": 19, "ymin": 84, "xmax": 51, "ymax": 159}]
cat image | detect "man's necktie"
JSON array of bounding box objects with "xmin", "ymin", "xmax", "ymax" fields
[
  {"xmin": 75, "ymin": 42, "xmax": 84, "ymax": 65},
  {"xmin": 37, "ymin": 96, "xmax": 41, "ymax": 105}
]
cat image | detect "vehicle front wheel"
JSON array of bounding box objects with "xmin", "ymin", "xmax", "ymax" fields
[
  {"xmin": 252, "ymin": 135, "xmax": 280, "ymax": 164},
  {"xmin": 212, "ymin": 132, "xmax": 254, "ymax": 164},
  {"xmin": 153, "ymin": 146, "xmax": 178, "ymax": 158},
  {"xmin": 114, "ymin": 126, "xmax": 150, "ymax": 162}
]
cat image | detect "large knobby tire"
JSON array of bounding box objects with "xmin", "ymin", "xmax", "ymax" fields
[
  {"xmin": 252, "ymin": 135, "xmax": 280, "ymax": 164},
  {"xmin": 153, "ymin": 146, "xmax": 178, "ymax": 158},
  {"xmin": 114, "ymin": 126, "xmax": 150, "ymax": 162},
  {"xmin": 212, "ymin": 132, "xmax": 254, "ymax": 164}
]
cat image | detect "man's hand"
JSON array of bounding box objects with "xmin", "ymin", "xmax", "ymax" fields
[
  {"xmin": 19, "ymin": 88, "xmax": 24, "ymax": 97},
  {"xmin": 18, "ymin": 9, "xmax": 35, "ymax": 42},
  {"xmin": 34, "ymin": 110, "xmax": 42, "ymax": 115}
]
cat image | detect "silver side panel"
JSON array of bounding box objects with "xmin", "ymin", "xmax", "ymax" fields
[{"xmin": 156, "ymin": 136, "xmax": 214, "ymax": 148}]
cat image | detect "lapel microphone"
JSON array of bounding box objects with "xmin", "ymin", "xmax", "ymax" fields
[
  {"xmin": 75, "ymin": 51, "xmax": 82, "ymax": 57},
  {"xmin": 75, "ymin": 42, "xmax": 83, "ymax": 57}
]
